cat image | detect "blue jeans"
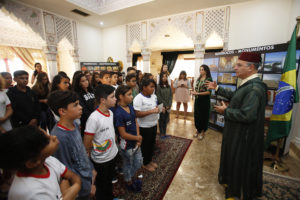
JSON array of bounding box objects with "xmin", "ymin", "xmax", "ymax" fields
[{"xmin": 120, "ymin": 147, "xmax": 143, "ymax": 182}]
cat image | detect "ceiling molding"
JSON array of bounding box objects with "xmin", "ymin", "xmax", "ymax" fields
[{"xmin": 66, "ymin": 0, "xmax": 154, "ymax": 15}]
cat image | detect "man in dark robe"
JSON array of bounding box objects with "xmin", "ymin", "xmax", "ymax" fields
[{"xmin": 206, "ymin": 52, "xmax": 267, "ymax": 200}]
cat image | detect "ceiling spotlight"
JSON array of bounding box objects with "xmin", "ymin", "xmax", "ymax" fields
[{"xmin": 99, "ymin": 21, "xmax": 104, "ymax": 26}]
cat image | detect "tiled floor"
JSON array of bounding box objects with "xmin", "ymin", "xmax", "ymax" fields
[{"xmin": 163, "ymin": 114, "xmax": 300, "ymax": 200}]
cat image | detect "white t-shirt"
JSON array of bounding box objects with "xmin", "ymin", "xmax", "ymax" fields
[
  {"xmin": 8, "ymin": 156, "xmax": 67, "ymax": 200},
  {"xmin": 0, "ymin": 91, "xmax": 12, "ymax": 131},
  {"xmin": 112, "ymin": 84, "xmax": 118, "ymax": 90},
  {"xmin": 133, "ymin": 93, "xmax": 159, "ymax": 128},
  {"xmin": 84, "ymin": 109, "xmax": 118, "ymax": 164}
]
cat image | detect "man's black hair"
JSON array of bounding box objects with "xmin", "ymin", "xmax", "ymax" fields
[
  {"xmin": 0, "ymin": 126, "xmax": 49, "ymax": 170},
  {"xmin": 47, "ymin": 90, "xmax": 79, "ymax": 116},
  {"xmin": 100, "ymin": 71, "xmax": 111, "ymax": 79},
  {"xmin": 13, "ymin": 70, "xmax": 28, "ymax": 78},
  {"xmin": 110, "ymin": 71, "xmax": 118, "ymax": 76},
  {"xmin": 125, "ymin": 73, "xmax": 136, "ymax": 83},
  {"xmin": 95, "ymin": 84, "xmax": 115, "ymax": 103},
  {"xmin": 127, "ymin": 67, "xmax": 136, "ymax": 73}
]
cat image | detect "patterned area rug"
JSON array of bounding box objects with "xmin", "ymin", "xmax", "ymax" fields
[
  {"xmin": 262, "ymin": 171, "xmax": 300, "ymax": 200},
  {"xmin": 113, "ymin": 135, "xmax": 192, "ymax": 200}
]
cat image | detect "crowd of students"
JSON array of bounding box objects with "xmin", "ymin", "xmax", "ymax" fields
[{"xmin": 0, "ymin": 65, "xmax": 174, "ymax": 200}]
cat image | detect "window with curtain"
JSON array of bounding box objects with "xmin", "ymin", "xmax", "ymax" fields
[
  {"xmin": 137, "ymin": 56, "xmax": 143, "ymax": 72},
  {"xmin": 169, "ymin": 54, "xmax": 195, "ymax": 80},
  {"xmin": 0, "ymin": 46, "xmax": 47, "ymax": 75}
]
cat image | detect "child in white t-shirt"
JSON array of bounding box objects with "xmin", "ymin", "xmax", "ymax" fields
[
  {"xmin": 84, "ymin": 84, "xmax": 119, "ymax": 200},
  {"xmin": 0, "ymin": 75, "xmax": 12, "ymax": 133},
  {"xmin": 0, "ymin": 126, "xmax": 81, "ymax": 200},
  {"xmin": 133, "ymin": 78, "xmax": 160, "ymax": 172}
]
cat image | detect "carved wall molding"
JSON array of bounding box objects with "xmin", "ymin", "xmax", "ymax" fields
[
  {"xmin": 126, "ymin": 6, "xmax": 230, "ymax": 53},
  {"xmin": 4, "ymin": 0, "xmax": 45, "ymax": 39}
]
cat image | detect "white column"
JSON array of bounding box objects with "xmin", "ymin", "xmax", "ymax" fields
[
  {"xmin": 126, "ymin": 50, "xmax": 133, "ymax": 71},
  {"xmin": 70, "ymin": 49, "xmax": 80, "ymax": 71},
  {"xmin": 141, "ymin": 48, "xmax": 151, "ymax": 73},
  {"xmin": 194, "ymin": 43, "xmax": 205, "ymax": 85},
  {"xmin": 44, "ymin": 45, "xmax": 57, "ymax": 81}
]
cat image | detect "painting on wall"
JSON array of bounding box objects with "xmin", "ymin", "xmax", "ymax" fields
[
  {"xmin": 216, "ymin": 114, "xmax": 225, "ymax": 127},
  {"xmin": 263, "ymin": 74, "xmax": 281, "ymax": 89},
  {"xmin": 263, "ymin": 51, "xmax": 286, "ymax": 73},
  {"xmin": 219, "ymin": 56, "xmax": 238, "ymax": 72},
  {"xmin": 203, "ymin": 57, "xmax": 219, "ymax": 72},
  {"xmin": 218, "ymin": 73, "xmax": 237, "ymax": 84}
]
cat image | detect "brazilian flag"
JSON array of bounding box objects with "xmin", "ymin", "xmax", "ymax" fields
[{"xmin": 265, "ymin": 25, "xmax": 299, "ymax": 147}]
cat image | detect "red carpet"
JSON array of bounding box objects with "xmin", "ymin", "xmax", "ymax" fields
[{"xmin": 113, "ymin": 135, "xmax": 193, "ymax": 200}]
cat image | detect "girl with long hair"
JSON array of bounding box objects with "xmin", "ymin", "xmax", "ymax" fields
[
  {"xmin": 31, "ymin": 62, "xmax": 43, "ymax": 84},
  {"xmin": 191, "ymin": 65, "xmax": 212, "ymax": 139},
  {"xmin": 51, "ymin": 74, "xmax": 70, "ymax": 92},
  {"xmin": 72, "ymin": 73, "xmax": 95, "ymax": 135},
  {"xmin": 32, "ymin": 72, "xmax": 51, "ymax": 131},
  {"xmin": 173, "ymin": 70, "xmax": 191, "ymax": 119},
  {"xmin": 114, "ymin": 85, "xmax": 143, "ymax": 192},
  {"xmin": 91, "ymin": 72, "xmax": 101, "ymax": 89},
  {"xmin": 156, "ymin": 64, "xmax": 171, "ymax": 85},
  {"xmin": 157, "ymin": 72, "xmax": 172, "ymax": 139}
]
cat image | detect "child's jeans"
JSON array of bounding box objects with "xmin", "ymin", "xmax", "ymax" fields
[
  {"xmin": 120, "ymin": 147, "xmax": 143, "ymax": 182},
  {"xmin": 159, "ymin": 112, "xmax": 169, "ymax": 135}
]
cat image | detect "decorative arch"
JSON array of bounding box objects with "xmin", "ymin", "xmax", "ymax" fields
[
  {"xmin": 149, "ymin": 13, "xmax": 195, "ymax": 46},
  {"xmin": 0, "ymin": 8, "xmax": 46, "ymax": 49}
]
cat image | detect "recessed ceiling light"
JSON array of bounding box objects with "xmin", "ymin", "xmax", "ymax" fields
[{"xmin": 99, "ymin": 21, "xmax": 104, "ymax": 26}]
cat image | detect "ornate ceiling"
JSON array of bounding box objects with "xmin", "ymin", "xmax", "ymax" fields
[{"xmin": 66, "ymin": 0, "xmax": 154, "ymax": 15}]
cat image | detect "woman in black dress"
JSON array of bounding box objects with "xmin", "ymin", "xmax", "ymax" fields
[{"xmin": 191, "ymin": 65, "xmax": 212, "ymax": 139}]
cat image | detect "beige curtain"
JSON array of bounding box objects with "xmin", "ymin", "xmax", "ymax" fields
[{"xmin": 0, "ymin": 45, "xmax": 47, "ymax": 73}]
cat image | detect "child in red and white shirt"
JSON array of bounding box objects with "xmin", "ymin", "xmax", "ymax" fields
[{"xmin": 0, "ymin": 126, "xmax": 81, "ymax": 200}]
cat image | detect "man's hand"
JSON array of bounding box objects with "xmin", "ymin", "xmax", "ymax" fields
[
  {"xmin": 205, "ymin": 80, "xmax": 217, "ymax": 90},
  {"xmin": 214, "ymin": 101, "xmax": 227, "ymax": 114}
]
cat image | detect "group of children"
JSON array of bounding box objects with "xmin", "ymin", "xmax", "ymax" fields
[{"xmin": 0, "ymin": 65, "xmax": 173, "ymax": 200}]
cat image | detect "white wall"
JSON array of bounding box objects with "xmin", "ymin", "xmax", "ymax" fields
[
  {"xmin": 101, "ymin": 25, "xmax": 127, "ymax": 70},
  {"xmin": 228, "ymin": 0, "xmax": 296, "ymax": 50},
  {"xmin": 77, "ymin": 22, "xmax": 103, "ymax": 62}
]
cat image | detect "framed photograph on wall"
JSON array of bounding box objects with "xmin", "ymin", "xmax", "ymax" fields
[
  {"xmin": 216, "ymin": 114, "xmax": 225, "ymax": 127},
  {"xmin": 263, "ymin": 51, "xmax": 286, "ymax": 73},
  {"xmin": 263, "ymin": 74, "xmax": 281, "ymax": 89},
  {"xmin": 204, "ymin": 57, "xmax": 219, "ymax": 72},
  {"xmin": 219, "ymin": 55, "xmax": 238, "ymax": 72},
  {"xmin": 217, "ymin": 73, "xmax": 237, "ymax": 84},
  {"xmin": 211, "ymin": 72, "xmax": 218, "ymax": 82}
]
